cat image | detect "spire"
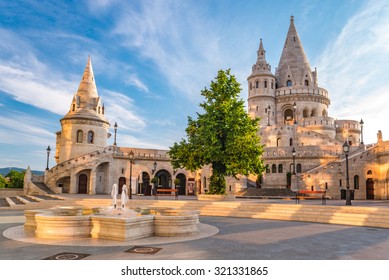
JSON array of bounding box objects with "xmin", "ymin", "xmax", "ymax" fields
[
  {"xmin": 76, "ymin": 55, "xmax": 98, "ymax": 99},
  {"xmin": 252, "ymin": 38, "xmax": 272, "ymax": 74},
  {"xmin": 276, "ymin": 16, "xmax": 313, "ymax": 87}
]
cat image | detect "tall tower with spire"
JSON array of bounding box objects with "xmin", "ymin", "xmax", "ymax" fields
[
  {"xmin": 247, "ymin": 38, "xmax": 276, "ymax": 127},
  {"xmin": 55, "ymin": 56, "xmax": 110, "ymax": 163}
]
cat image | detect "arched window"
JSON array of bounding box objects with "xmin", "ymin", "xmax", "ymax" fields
[
  {"xmin": 256, "ymin": 81, "xmax": 259, "ymax": 88},
  {"xmin": 311, "ymin": 109, "xmax": 317, "ymax": 117},
  {"xmin": 271, "ymin": 81, "xmax": 274, "ymax": 89},
  {"xmin": 296, "ymin": 163, "xmax": 302, "ymax": 173},
  {"xmin": 266, "ymin": 165, "xmax": 270, "ymax": 173},
  {"xmin": 277, "ymin": 138, "xmax": 281, "ymax": 147},
  {"xmin": 354, "ymin": 175, "xmax": 359, "ymax": 189},
  {"xmin": 72, "ymin": 104, "xmax": 76, "ymax": 112},
  {"xmin": 322, "ymin": 109, "xmax": 327, "ymax": 117},
  {"xmin": 284, "ymin": 109, "xmax": 294, "ymax": 122},
  {"xmin": 272, "ymin": 164, "xmax": 277, "ymax": 173},
  {"xmin": 287, "ymin": 80, "xmax": 292, "ymax": 87},
  {"xmin": 250, "ymin": 83, "xmax": 252, "ymax": 90},
  {"xmin": 303, "ymin": 109, "xmax": 309, "ymax": 118},
  {"xmin": 367, "ymin": 170, "xmax": 372, "ymax": 175},
  {"xmin": 264, "ymin": 80, "xmax": 268, "ymax": 88},
  {"xmin": 278, "ymin": 164, "xmax": 283, "ymax": 173},
  {"xmin": 289, "ymin": 138, "xmax": 293, "ymax": 146},
  {"xmin": 76, "ymin": 130, "xmax": 83, "ymax": 143},
  {"xmin": 87, "ymin": 131, "xmax": 94, "ymax": 144},
  {"xmin": 304, "ymin": 80, "xmax": 309, "ymax": 86}
]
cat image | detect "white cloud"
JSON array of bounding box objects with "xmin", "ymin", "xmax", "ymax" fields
[
  {"xmin": 112, "ymin": 1, "xmax": 226, "ymax": 102},
  {"xmin": 101, "ymin": 89, "xmax": 146, "ymax": 131},
  {"xmin": 317, "ymin": 1, "xmax": 389, "ymax": 144},
  {"xmin": 125, "ymin": 74, "xmax": 149, "ymax": 93}
]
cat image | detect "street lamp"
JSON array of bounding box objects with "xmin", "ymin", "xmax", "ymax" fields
[
  {"xmin": 113, "ymin": 122, "xmax": 118, "ymax": 146},
  {"xmin": 46, "ymin": 146, "xmax": 51, "ymax": 170},
  {"xmin": 342, "ymin": 140, "xmax": 352, "ymax": 205},
  {"xmin": 292, "ymin": 147, "xmax": 296, "ymax": 175},
  {"xmin": 293, "ymin": 102, "xmax": 297, "ymax": 124},
  {"xmin": 359, "ymin": 119, "xmax": 364, "ymax": 145},
  {"xmin": 129, "ymin": 150, "xmax": 134, "ymax": 199},
  {"xmin": 152, "ymin": 161, "xmax": 157, "ymax": 174},
  {"xmin": 267, "ymin": 105, "xmax": 271, "ymax": 126}
]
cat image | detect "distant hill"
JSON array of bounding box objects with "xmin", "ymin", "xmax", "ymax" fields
[{"xmin": 0, "ymin": 167, "xmax": 44, "ymax": 176}]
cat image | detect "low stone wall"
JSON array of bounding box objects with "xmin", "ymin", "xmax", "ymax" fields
[{"xmin": 0, "ymin": 188, "xmax": 24, "ymax": 197}]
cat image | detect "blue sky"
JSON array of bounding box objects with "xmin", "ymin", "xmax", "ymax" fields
[{"xmin": 1, "ymin": 0, "xmax": 389, "ymax": 171}]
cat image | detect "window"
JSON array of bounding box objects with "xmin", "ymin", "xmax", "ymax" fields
[
  {"xmin": 87, "ymin": 131, "xmax": 94, "ymax": 144},
  {"xmin": 278, "ymin": 164, "xmax": 283, "ymax": 173},
  {"xmin": 72, "ymin": 104, "xmax": 76, "ymax": 112},
  {"xmin": 277, "ymin": 138, "xmax": 281, "ymax": 147},
  {"xmin": 296, "ymin": 163, "xmax": 302, "ymax": 173},
  {"xmin": 311, "ymin": 109, "xmax": 317, "ymax": 117},
  {"xmin": 304, "ymin": 80, "xmax": 309, "ymax": 86},
  {"xmin": 367, "ymin": 170, "xmax": 372, "ymax": 175},
  {"xmin": 272, "ymin": 164, "xmax": 277, "ymax": 173},
  {"xmin": 256, "ymin": 81, "xmax": 259, "ymax": 88},
  {"xmin": 250, "ymin": 83, "xmax": 252, "ymax": 90},
  {"xmin": 322, "ymin": 109, "xmax": 327, "ymax": 117},
  {"xmin": 76, "ymin": 130, "xmax": 83, "ymax": 143},
  {"xmin": 266, "ymin": 165, "xmax": 270, "ymax": 173},
  {"xmin": 287, "ymin": 80, "xmax": 292, "ymax": 87},
  {"xmin": 354, "ymin": 175, "xmax": 359, "ymax": 189},
  {"xmin": 271, "ymin": 81, "xmax": 274, "ymax": 89},
  {"xmin": 264, "ymin": 80, "xmax": 268, "ymax": 88},
  {"xmin": 303, "ymin": 109, "xmax": 309, "ymax": 118},
  {"xmin": 289, "ymin": 138, "xmax": 293, "ymax": 146}
]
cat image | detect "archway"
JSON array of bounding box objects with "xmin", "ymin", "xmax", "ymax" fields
[
  {"xmin": 155, "ymin": 169, "xmax": 171, "ymax": 189},
  {"xmin": 118, "ymin": 177, "xmax": 126, "ymax": 193},
  {"xmin": 96, "ymin": 162, "xmax": 109, "ymax": 194},
  {"xmin": 284, "ymin": 109, "xmax": 294, "ymax": 124},
  {"xmin": 366, "ymin": 178, "xmax": 375, "ymax": 199},
  {"xmin": 56, "ymin": 176, "xmax": 70, "ymax": 193},
  {"xmin": 176, "ymin": 173, "xmax": 187, "ymax": 195},
  {"xmin": 78, "ymin": 174, "xmax": 88, "ymax": 194},
  {"xmin": 140, "ymin": 172, "xmax": 150, "ymax": 195}
]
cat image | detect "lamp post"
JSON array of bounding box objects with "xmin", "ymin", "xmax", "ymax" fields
[
  {"xmin": 292, "ymin": 147, "xmax": 296, "ymax": 175},
  {"xmin": 342, "ymin": 141, "xmax": 352, "ymax": 206},
  {"xmin": 293, "ymin": 102, "xmax": 297, "ymax": 124},
  {"xmin": 152, "ymin": 161, "xmax": 157, "ymax": 174},
  {"xmin": 113, "ymin": 122, "xmax": 118, "ymax": 146},
  {"xmin": 129, "ymin": 150, "xmax": 134, "ymax": 199},
  {"xmin": 359, "ymin": 119, "xmax": 364, "ymax": 145},
  {"xmin": 46, "ymin": 146, "xmax": 51, "ymax": 170},
  {"xmin": 267, "ymin": 105, "xmax": 271, "ymax": 126}
]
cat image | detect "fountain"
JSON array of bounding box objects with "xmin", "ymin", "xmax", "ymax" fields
[{"xmin": 22, "ymin": 184, "xmax": 201, "ymax": 242}]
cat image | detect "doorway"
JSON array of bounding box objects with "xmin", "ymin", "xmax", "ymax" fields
[
  {"xmin": 78, "ymin": 174, "xmax": 88, "ymax": 194},
  {"xmin": 366, "ymin": 178, "xmax": 375, "ymax": 199},
  {"xmin": 118, "ymin": 177, "xmax": 126, "ymax": 193}
]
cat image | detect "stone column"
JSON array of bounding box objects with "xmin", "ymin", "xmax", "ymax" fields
[
  {"xmin": 69, "ymin": 173, "xmax": 77, "ymax": 194},
  {"xmin": 89, "ymin": 168, "xmax": 97, "ymax": 194}
]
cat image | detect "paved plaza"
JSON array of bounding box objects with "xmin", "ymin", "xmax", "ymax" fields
[{"xmin": 1, "ymin": 197, "xmax": 389, "ymax": 260}]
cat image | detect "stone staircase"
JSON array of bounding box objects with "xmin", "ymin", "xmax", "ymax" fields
[
  {"xmin": 237, "ymin": 187, "xmax": 296, "ymax": 199},
  {"xmin": 32, "ymin": 182, "xmax": 55, "ymax": 194},
  {"xmin": 0, "ymin": 194, "xmax": 65, "ymax": 209}
]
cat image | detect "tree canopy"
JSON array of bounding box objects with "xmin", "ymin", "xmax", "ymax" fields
[{"xmin": 169, "ymin": 69, "xmax": 265, "ymax": 194}]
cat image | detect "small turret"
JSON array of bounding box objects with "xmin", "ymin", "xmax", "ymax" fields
[
  {"xmin": 56, "ymin": 56, "xmax": 110, "ymax": 163},
  {"xmin": 247, "ymin": 38, "xmax": 276, "ymax": 127}
]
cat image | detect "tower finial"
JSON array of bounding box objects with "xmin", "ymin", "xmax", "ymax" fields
[{"xmin": 291, "ymin": 15, "xmax": 294, "ymax": 22}]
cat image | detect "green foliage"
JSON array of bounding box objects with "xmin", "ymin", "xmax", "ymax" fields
[
  {"xmin": 174, "ymin": 178, "xmax": 181, "ymax": 185},
  {"xmin": 5, "ymin": 170, "xmax": 25, "ymax": 188},
  {"xmin": 169, "ymin": 69, "xmax": 265, "ymax": 194},
  {"xmin": 0, "ymin": 175, "xmax": 9, "ymax": 188}
]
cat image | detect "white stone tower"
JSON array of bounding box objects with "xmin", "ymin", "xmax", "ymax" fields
[
  {"xmin": 55, "ymin": 56, "xmax": 110, "ymax": 163},
  {"xmin": 247, "ymin": 38, "xmax": 276, "ymax": 127}
]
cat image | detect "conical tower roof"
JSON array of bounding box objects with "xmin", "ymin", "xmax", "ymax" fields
[
  {"xmin": 76, "ymin": 55, "xmax": 98, "ymax": 99},
  {"xmin": 276, "ymin": 16, "xmax": 313, "ymax": 87},
  {"xmin": 249, "ymin": 38, "xmax": 273, "ymax": 77},
  {"xmin": 61, "ymin": 56, "xmax": 109, "ymax": 124}
]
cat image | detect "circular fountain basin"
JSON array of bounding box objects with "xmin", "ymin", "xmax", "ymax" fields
[{"xmin": 24, "ymin": 206, "xmax": 201, "ymax": 241}]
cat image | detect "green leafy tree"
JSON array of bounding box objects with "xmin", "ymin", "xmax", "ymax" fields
[
  {"xmin": 0, "ymin": 175, "xmax": 9, "ymax": 188},
  {"xmin": 169, "ymin": 69, "xmax": 265, "ymax": 194},
  {"xmin": 5, "ymin": 170, "xmax": 25, "ymax": 188}
]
